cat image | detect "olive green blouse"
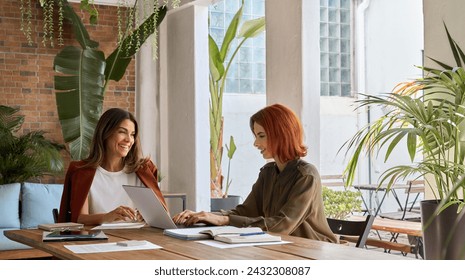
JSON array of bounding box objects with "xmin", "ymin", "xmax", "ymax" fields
[{"xmin": 223, "ymin": 159, "xmax": 338, "ymax": 243}]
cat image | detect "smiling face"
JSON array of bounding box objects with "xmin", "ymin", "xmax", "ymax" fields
[
  {"xmin": 253, "ymin": 122, "xmax": 273, "ymax": 160},
  {"xmin": 104, "ymin": 119, "xmax": 136, "ymax": 163}
]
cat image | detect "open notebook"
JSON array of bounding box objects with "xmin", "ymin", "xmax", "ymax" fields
[{"xmin": 164, "ymin": 225, "xmax": 282, "ymax": 243}]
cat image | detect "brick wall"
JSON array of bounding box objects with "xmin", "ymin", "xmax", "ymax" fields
[{"xmin": 0, "ymin": 1, "xmax": 136, "ymax": 183}]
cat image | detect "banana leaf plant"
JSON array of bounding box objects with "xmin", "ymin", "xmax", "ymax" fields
[
  {"xmin": 209, "ymin": 0, "xmax": 265, "ymax": 198},
  {"xmin": 53, "ymin": 0, "xmax": 166, "ymax": 160},
  {"xmin": 340, "ymin": 23, "xmax": 465, "ymax": 215}
]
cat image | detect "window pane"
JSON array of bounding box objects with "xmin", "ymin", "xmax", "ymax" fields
[
  {"xmin": 320, "ymin": 22, "xmax": 328, "ymax": 37},
  {"xmin": 253, "ymin": 63, "xmax": 266, "ymax": 79},
  {"xmin": 341, "ymin": 39, "xmax": 350, "ymax": 53},
  {"xmin": 321, "ymin": 83, "xmax": 329, "ymax": 96},
  {"xmin": 341, "ymin": 9, "xmax": 350, "ymax": 24},
  {"xmin": 329, "ymin": 68, "xmax": 340, "ymax": 82},
  {"xmin": 341, "ymin": 69, "xmax": 350, "ymax": 83},
  {"xmin": 329, "ymin": 24, "xmax": 339, "ymax": 38},
  {"xmin": 329, "ymin": 39, "xmax": 340, "ymax": 53},
  {"xmin": 320, "ymin": 38, "xmax": 329, "ymax": 52},
  {"xmin": 341, "ymin": 0, "xmax": 350, "ymax": 9},
  {"xmin": 329, "ymin": 8, "xmax": 339, "ymax": 23},
  {"xmin": 320, "ymin": 0, "xmax": 352, "ymax": 97},
  {"xmin": 253, "ymin": 80, "xmax": 266, "ymax": 94},
  {"xmin": 330, "ymin": 83, "xmax": 341, "ymax": 96},
  {"xmin": 209, "ymin": 0, "xmax": 265, "ymax": 95},
  {"xmin": 341, "ymin": 53, "xmax": 350, "ymax": 68},
  {"xmin": 321, "ymin": 53, "xmax": 329, "ymax": 68},
  {"xmin": 321, "ymin": 68, "xmax": 329, "ymax": 82},
  {"xmin": 239, "ymin": 79, "xmax": 252, "ymax": 93},
  {"xmin": 320, "ymin": 7, "xmax": 328, "ymax": 22},
  {"xmin": 225, "ymin": 78, "xmax": 239, "ymax": 93},
  {"xmin": 329, "ymin": 0, "xmax": 340, "ymax": 8},
  {"xmin": 341, "ymin": 24, "xmax": 350, "ymax": 39},
  {"xmin": 341, "ymin": 83, "xmax": 351, "ymax": 96}
]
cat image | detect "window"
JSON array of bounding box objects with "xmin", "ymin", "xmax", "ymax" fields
[
  {"xmin": 320, "ymin": 0, "xmax": 352, "ymax": 97},
  {"xmin": 209, "ymin": 0, "xmax": 266, "ymax": 94}
]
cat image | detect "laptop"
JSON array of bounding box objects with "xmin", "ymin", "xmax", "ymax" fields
[{"xmin": 123, "ymin": 185, "xmax": 180, "ymax": 229}]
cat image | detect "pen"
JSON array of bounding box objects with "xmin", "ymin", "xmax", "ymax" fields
[{"xmin": 239, "ymin": 232, "xmax": 265, "ymax": 236}]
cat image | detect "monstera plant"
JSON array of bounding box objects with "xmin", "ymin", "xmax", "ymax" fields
[{"xmin": 53, "ymin": 0, "xmax": 167, "ymax": 160}]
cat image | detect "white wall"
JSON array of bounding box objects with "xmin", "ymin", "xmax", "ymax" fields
[{"xmin": 222, "ymin": 94, "xmax": 266, "ymax": 200}]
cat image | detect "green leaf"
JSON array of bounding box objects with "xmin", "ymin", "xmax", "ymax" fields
[
  {"xmin": 219, "ymin": 1, "xmax": 243, "ymax": 61},
  {"xmin": 61, "ymin": 0, "xmax": 98, "ymax": 49},
  {"xmin": 209, "ymin": 35, "xmax": 224, "ymax": 82},
  {"xmin": 407, "ymin": 131, "xmax": 418, "ymax": 161},
  {"xmin": 227, "ymin": 136, "xmax": 237, "ymax": 159},
  {"xmin": 237, "ymin": 17, "xmax": 266, "ymax": 39},
  {"xmin": 105, "ymin": 6, "xmax": 167, "ymax": 82},
  {"xmin": 54, "ymin": 46, "xmax": 106, "ymax": 160}
]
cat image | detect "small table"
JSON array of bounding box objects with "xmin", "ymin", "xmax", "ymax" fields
[{"xmin": 352, "ymin": 184, "xmax": 409, "ymax": 216}]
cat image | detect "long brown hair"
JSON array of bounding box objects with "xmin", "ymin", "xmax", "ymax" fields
[
  {"xmin": 82, "ymin": 108, "xmax": 148, "ymax": 172},
  {"xmin": 250, "ymin": 103, "xmax": 307, "ymax": 163}
]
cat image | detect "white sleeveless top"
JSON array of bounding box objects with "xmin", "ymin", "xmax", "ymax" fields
[{"xmin": 88, "ymin": 166, "xmax": 141, "ymax": 214}]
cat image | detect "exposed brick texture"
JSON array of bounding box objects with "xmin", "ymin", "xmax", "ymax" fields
[{"xmin": 0, "ymin": 1, "xmax": 136, "ymax": 183}]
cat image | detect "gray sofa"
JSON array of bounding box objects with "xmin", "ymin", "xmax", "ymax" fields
[{"xmin": 0, "ymin": 182, "xmax": 63, "ymax": 259}]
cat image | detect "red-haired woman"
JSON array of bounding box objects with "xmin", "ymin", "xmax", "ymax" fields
[{"xmin": 173, "ymin": 104, "xmax": 337, "ymax": 242}]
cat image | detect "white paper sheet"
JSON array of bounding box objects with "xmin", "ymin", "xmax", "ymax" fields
[
  {"xmin": 64, "ymin": 241, "xmax": 161, "ymax": 254},
  {"xmin": 196, "ymin": 240, "xmax": 291, "ymax": 249}
]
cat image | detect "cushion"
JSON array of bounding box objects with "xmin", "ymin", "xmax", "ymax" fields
[
  {"xmin": 0, "ymin": 183, "xmax": 21, "ymax": 228},
  {"xmin": 20, "ymin": 183, "xmax": 64, "ymax": 229}
]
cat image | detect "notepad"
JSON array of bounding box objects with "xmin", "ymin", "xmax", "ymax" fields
[{"xmin": 38, "ymin": 222, "xmax": 84, "ymax": 231}]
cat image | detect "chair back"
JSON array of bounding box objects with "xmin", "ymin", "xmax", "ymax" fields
[{"xmin": 327, "ymin": 215, "xmax": 374, "ymax": 248}]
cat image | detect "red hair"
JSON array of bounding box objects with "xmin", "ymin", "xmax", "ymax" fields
[{"xmin": 250, "ymin": 104, "xmax": 307, "ymax": 163}]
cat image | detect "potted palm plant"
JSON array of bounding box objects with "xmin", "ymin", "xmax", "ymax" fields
[
  {"xmin": 341, "ymin": 24, "xmax": 465, "ymax": 259},
  {"xmin": 208, "ymin": 0, "xmax": 265, "ymax": 210},
  {"xmin": 0, "ymin": 105, "xmax": 64, "ymax": 184}
]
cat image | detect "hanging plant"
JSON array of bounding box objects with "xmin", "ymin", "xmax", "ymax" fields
[{"xmin": 19, "ymin": 0, "xmax": 180, "ymax": 50}]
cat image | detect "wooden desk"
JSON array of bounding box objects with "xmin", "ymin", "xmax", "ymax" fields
[{"xmin": 4, "ymin": 227, "xmax": 406, "ymax": 260}]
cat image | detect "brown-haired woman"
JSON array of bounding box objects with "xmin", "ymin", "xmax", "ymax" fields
[
  {"xmin": 173, "ymin": 104, "xmax": 337, "ymax": 242},
  {"xmin": 58, "ymin": 108, "xmax": 166, "ymax": 225}
]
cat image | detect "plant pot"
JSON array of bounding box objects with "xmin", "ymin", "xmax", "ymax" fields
[
  {"xmin": 210, "ymin": 195, "xmax": 241, "ymax": 212},
  {"xmin": 421, "ymin": 199, "xmax": 465, "ymax": 260}
]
